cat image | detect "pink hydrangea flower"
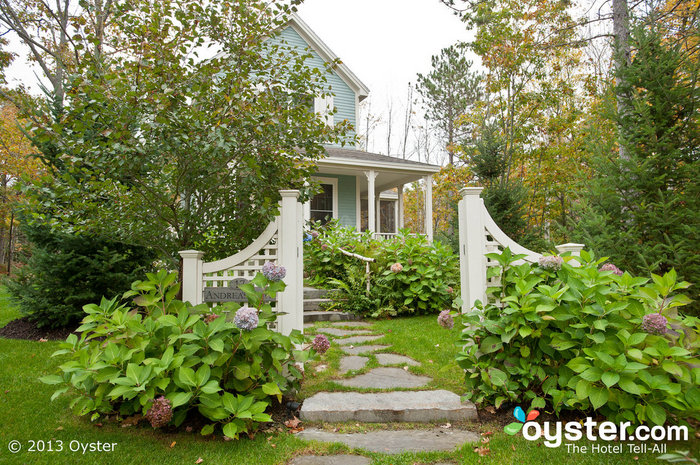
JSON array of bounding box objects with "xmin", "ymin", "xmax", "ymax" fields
[
  {"xmin": 642, "ymin": 313, "xmax": 668, "ymax": 335},
  {"xmin": 262, "ymin": 261, "xmax": 286, "ymax": 282},
  {"xmin": 145, "ymin": 396, "xmax": 172, "ymax": 428},
  {"xmin": 203, "ymin": 313, "xmax": 220, "ymax": 324},
  {"xmin": 437, "ymin": 310, "xmax": 454, "ymax": 329},
  {"xmin": 599, "ymin": 263, "xmax": 623, "ymax": 276},
  {"xmin": 312, "ymin": 334, "xmax": 330, "ymax": 354},
  {"xmin": 390, "ymin": 263, "xmax": 403, "ymax": 273},
  {"xmin": 446, "ymin": 286, "xmax": 454, "ymax": 294}
]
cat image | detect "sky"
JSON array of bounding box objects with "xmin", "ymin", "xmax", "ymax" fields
[{"xmin": 4, "ymin": 0, "xmax": 470, "ymax": 162}]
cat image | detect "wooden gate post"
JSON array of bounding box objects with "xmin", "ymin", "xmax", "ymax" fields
[
  {"xmin": 179, "ymin": 250, "xmax": 204, "ymax": 305},
  {"xmin": 277, "ymin": 190, "xmax": 304, "ymax": 335},
  {"xmin": 458, "ymin": 187, "xmax": 487, "ymax": 313}
]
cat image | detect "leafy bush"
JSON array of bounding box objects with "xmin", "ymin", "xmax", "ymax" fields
[
  {"xmin": 6, "ymin": 222, "xmax": 155, "ymax": 328},
  {"xmin": 41, "ymin": 269, "xmax": 314, "ymax": 439},
  {"xmin": 304, "ymin": 221, "xmax": 459, "ymax": 317},
  {"xmin": 458, "ymin": 248, "xmax": 700, "ymax": 426}
]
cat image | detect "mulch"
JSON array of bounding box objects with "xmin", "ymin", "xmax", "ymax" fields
[{"xmin": 0, "ymin": 316, "xmax": 80, "ymax": 341}]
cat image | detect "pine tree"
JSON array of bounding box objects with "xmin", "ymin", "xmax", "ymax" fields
[{"xmin": 574, "ymin": 23, "xmax": 700, "ymax": 314}]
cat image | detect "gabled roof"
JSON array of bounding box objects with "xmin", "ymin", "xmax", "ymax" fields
[{"xmin": 287, "ymin": 14, "xmax": 370, "ymax": 101}]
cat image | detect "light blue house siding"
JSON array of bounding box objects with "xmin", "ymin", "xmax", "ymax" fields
[
  {"xmin": 272, "ymin": 26, "xmax": 357, "ymax": 141},
  {"xmin": 316, "ymin": 173, "xmax": 356, "ymax": 228}
]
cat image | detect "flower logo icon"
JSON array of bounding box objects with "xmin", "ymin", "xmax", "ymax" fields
[{"xmin": 504, "ymin": 406, "xmax": 540, "ymax": 435}]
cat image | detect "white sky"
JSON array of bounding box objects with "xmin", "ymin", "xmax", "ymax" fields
[{"xmin": 5, "ymin": 0, "xmax": 470, "ymax": 162}]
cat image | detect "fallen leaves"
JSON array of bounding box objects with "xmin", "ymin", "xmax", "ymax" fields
[
  {"xmin": 283, "ymin": 416, "xmax": 304, "ymax": 434},
  {"xmin": 169, "ymin": 441, "xmax": 176, "ymax": 448},
  {"xmin": 195, "ymin": 458, "xmax": 203, "ymax": 464},
  {"xmin": 474, "ymin": 446, "xmax": 490, "ymax": 456}
]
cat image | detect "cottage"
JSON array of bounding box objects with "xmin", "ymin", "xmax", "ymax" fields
[{"xmin": 274, "ymin": 14, "xmax": 440, "ymax": 240}]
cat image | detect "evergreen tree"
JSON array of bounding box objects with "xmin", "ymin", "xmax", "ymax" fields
[
  {"xmin": 416, "ymin": 43, "xmax": 481, "ymax": 165},
  {"xmin": 573, "ymin": 23, "xmax": 700, "ymax": 313}
]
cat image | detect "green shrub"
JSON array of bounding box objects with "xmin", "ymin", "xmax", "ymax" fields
[
  {"xmin": 6, "ymin": 222, "xmax": 155, "ymax": 328},
  {"xmin": 304, "ymin": 221, "xmax": 459, "ymax": 317},
  {"xmin": 457, "ymin": 248, "xmax": 700, "ymax": 426},
  {"xmin": 41, "ymin": 270, "xmax": 313, "ymax": 439}
]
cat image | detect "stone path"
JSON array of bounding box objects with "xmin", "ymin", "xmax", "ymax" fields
[{"xmin": 293, "ymin": 321, "xmax": 479, "ymax": 463}]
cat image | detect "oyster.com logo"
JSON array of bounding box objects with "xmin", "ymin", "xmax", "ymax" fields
[{"xmin": 504, "ymin": 406, "xmax": 539, "ymax": 435}]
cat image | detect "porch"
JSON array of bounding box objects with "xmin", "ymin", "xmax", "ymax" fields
[{"xmin": 303, "ymin": 147, "xmax": 441, "ymax": 240}]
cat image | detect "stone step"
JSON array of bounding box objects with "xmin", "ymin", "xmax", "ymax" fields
[
  {"xmin": 300, "ymin": 390, "xmax": 477, "ymax": 423},
  {"xmin": 303, "ymin": 287, "xmax": 335, "ymax": 299},
  {"xmin": 303, "ymin": 298, "xmax": 332, "ymax": 312},
  {"xmin": 295, "ymin": 428, "xmax": 480, "ymax": 455},
  {"xmin": 303, "ymin": 311, "xmax": 361, "ymax": 323}
]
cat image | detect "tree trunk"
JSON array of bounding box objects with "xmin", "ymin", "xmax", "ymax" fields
[
  {"xmin": 6, "ymin": 210, "xmax": 13, "ymax": 274},
  {"xmin": 613, "ymin": 0, "xmax": 631, "ymax": 160}
]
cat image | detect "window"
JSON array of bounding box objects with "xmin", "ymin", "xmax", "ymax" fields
[
  {"xmin": 314, "ymin": 95, "xmax": 334, "ymax": 127},
  {"xmin": 310, "ymin": 183, "xmax": 335, "ymax": 224},
  {"xmin": 380, "ymin": 200, "xmax": 396, "ymax": 233}
]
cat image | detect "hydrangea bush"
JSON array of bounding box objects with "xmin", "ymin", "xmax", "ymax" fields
[
  {"xmin": 304, "ymin": 220, "xmax": 459, "ymax": 318},
  {"xmin": 40, "ymin": 269, "xmax": 320, "ymax": 439},
  {"xmin": 458, "ymin": 248, "xmax": 700, "ymax": 426}
]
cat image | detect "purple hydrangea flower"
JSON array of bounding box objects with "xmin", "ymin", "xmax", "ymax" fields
[
  {"xmin": 642, "ymin": 313, "xmax": 668, "ymax": 335},
  {"xmin": 234, "ymin": 305, "xmax": 259, "ymax": 331},
  {"xmin": 599, "ymin": 263, "xmax": 624, "ymax": 276},
  {"xmin": 312, "ymin": 334, "xmax": 330, "ymax": 354},
  {"xmin": 145, "ymin": 396, "xmax": 172, "ymax": 428},
  {"xmin": 538, "ymin": 255, "xmax": 564, "ymax": 271},
  {"xmin": 437, "ymin": 310, "xmax": 454, "ymax": 329},
  {"xmin": 310, "ymin": 230, "xmax": 319, "ymax": 239},
  {"xmin": 390, "ymin": 263, "xmax": 403, "ymax": 273},
  {"xmin": 262, "ymin": 261, "xmax": 286, "ymax": 282}
]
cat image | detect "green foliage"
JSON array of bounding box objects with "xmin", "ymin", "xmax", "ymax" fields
[
  {"xmin": 304, "ymin": 222, "xmax": 459, "ymax": 317},
  {"xmin": 22, "ymin": 0, "xmax": 349, "ymax": 263},
  {"xmin": 572, "ymin": 24, "xmax": 700, "ymax": 315},
  {"xmin": 5, "ymin": 222, "xmax": 155, "ymax": 328},
  {"xmin": 40, "ymin": 270, "xmax": 313, "ymax": 439},
  {"xmin": 458, "ymin": 248, "xmax": 700, "ymax": 426}
]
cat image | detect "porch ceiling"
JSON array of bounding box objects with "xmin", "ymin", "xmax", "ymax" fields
[{"xmin": 316, "ymin": 147, "xmax": 440, "ymax": 195}]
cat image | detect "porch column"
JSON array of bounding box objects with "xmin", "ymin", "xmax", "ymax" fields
[
  {"xmin": 302, "ymin": 180, "xmax": 311, "ymax": 223},
  {"xmin": 365, "ymin": 170, "xmax": 377, "ymax": 233},
  {"xmin": 397, "ymin": 184, "xmax": 404, "ymax": 230},
  {"xmin": 376, "ymin": 198, "xmax": 381, "ymax": 234},
  {"xmin": 424, "ymin": 175, "xmax": 433, "ymax": 241}
]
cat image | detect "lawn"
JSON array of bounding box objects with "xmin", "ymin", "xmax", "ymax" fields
[{"xmin": 0, "ymin": 297, "xmax": 697, "ymax": 464}]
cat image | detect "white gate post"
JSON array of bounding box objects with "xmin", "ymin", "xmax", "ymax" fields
[
  {"xmin": 179, "ymin": 250, "xmax": 204, "ymax": 305},
  {"xmin": 277, "ymin": 190, "xmax": 303, "ymax": 335},
  {"xmin": 458, "ymin": 187, "xmax": 487, "ymax": 313},
  {"xmin": 556, "ymin": 243, "xmax": 585, "ymax": 266}
]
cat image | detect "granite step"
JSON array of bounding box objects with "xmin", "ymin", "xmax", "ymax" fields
[
  {"xmin": 303, "ymin": 298, "xmax": 332, "ymax": 312},
  {"xmin": 299, "ymin": 390, "xmax": 477, "ymax": 423},
  {"xmin": 303, "ymin": 311, "xmax": 360, "ymax": 323},
  {"xmin": 303, "ymin": 287, "xmax": 335, "ymax": 300}
]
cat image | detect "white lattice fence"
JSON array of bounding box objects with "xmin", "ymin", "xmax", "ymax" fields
[
  {"xmin": 458, "ymin": 187, "xmax": 584, "ymax": 312},
  {"xmin": 179, "ymin": 190, "xmax": 304, "ymax": 335}
]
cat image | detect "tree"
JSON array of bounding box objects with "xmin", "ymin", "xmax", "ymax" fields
[
  {"xmin": 0, "ymin": 99, "xmax": 44, "ymax": 272},
  {"xmin": 416, "ymin": 43, "xmax": 481, "ymax": 165},
  {"xmin": 573, "ymin": 22, "xmax": 700, "ymax": 313},
  {"xmin": 18, "ymin": 0, "xmax": 349, "ymax": 265}
]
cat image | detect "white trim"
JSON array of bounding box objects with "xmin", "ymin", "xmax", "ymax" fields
[
  {"xmin": 355, "ymin": 176, "xmax": 361, "ymax": 231},
  {"xmin": 310, "ymin": 176, "xmax": 339, "ymax": 220},
  {"xmin": 203, "ymin": 219, "xmax": 279, "ymax": 274},
  {"xmin": 288, "ymin": 14, "xmax": 370, "ymax": 100},
  {"xmin": 319, "ymin": 156, "xmax": 441, "ymax": 174}
]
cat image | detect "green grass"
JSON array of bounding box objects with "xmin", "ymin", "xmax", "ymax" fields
[
  {"xmin": 0, "ymin": 305, "xmax": 696, "ymax": 464},
  {"xmin": 0, "ymin": 285, "xmax": 21, "ymax": 329}
]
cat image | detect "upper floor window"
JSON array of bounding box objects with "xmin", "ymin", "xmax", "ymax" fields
[{"xmin": 314, "ymin": 95, "xmax": 334, "ymax": 127}]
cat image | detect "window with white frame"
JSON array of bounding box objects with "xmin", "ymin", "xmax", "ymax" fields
[
  {"xmin": 309, "ymin": 177, "xmax": 338, "ymax": 224},
  {"xmin": 314, "ymin": 94, "xmax": 334, "ymax": 127}
]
